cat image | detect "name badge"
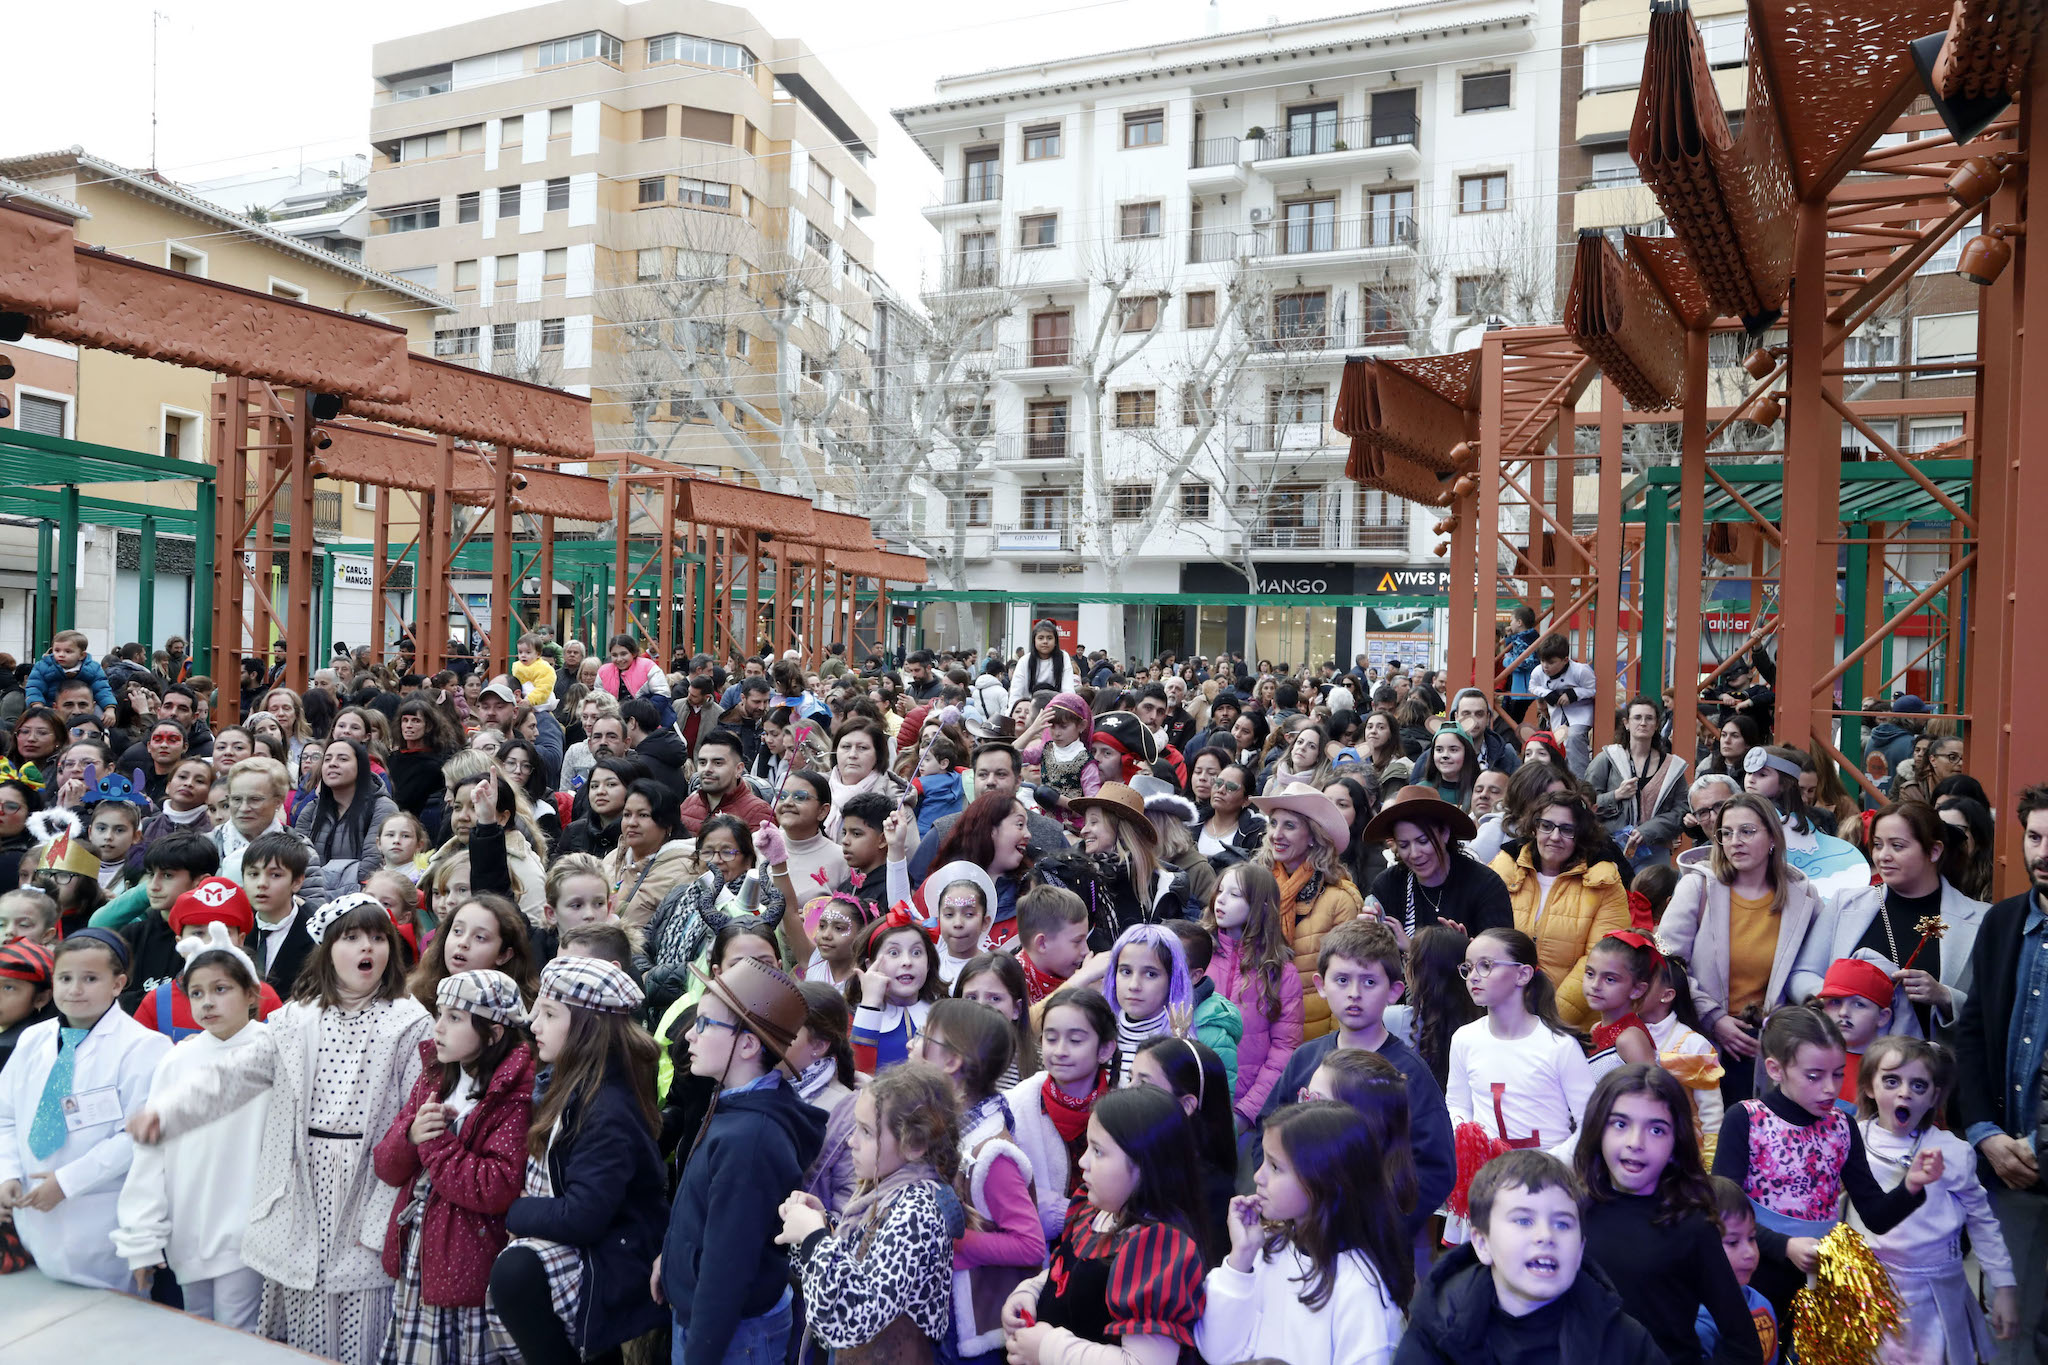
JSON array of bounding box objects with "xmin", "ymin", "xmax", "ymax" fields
[{"xmin": 62, "ymin": 1086, "xmax": 123, "ymax": 1132}]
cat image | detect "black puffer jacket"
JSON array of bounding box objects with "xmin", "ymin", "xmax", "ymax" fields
[{"xmin": 1394, "ymin": 1243, "xmax": 1667, "ymax": 1365}]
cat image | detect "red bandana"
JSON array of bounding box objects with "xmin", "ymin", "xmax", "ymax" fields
[{"xmin": 1042, "ymin": 1071, "xmax": 1109, "ymax": 1144}]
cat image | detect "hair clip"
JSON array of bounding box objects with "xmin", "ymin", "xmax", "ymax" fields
[{"xmin": 0, "ymin": 758, "xmax": 43, "ymax": 791}]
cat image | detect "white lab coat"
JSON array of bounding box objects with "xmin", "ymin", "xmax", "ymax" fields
[{"xmin": 0, "ymin": 1008, "xmax": 170, "ymax": 1289}]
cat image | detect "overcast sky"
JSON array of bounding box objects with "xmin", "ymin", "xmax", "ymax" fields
[{"xmin": 8, "ymin": 0, "xmax": 1374, "ymax": 295}]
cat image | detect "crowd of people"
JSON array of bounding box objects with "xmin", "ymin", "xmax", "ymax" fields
[{"xmin": 0, "ymin": 615, "xmax": 2040, "ymax": 1365}]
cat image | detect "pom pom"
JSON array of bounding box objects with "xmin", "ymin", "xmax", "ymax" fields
[
  {"xmin": 1792, "ymin": 1225, "xmax": 1902, "ymax": 1365},
  {"xmin": 1448, "ymin": 1120, "xmax": 1511, "ymax": 1218}
]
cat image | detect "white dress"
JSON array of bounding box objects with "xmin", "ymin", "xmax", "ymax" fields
[{"xmin": 261, "ymin": 1003, "xmax": 398, "ymax": 1365}]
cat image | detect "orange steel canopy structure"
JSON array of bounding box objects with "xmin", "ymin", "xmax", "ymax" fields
[
  {"xmin": 1343, "ymin": 0, "xmax": 2048, "ymax": 894},
  {"xmin": 0, "ymin": 199, "xmax": 925, "ymax": 728}
]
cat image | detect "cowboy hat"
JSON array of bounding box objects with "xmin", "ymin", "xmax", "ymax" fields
[
  {"xmin": 1067, "ymin": 781, "xmax": 1158, "ymax": 843},
  {"xmin": 967, "ymin": 714, "xmax": 1022, "ymax": 741},
  {"xmin": 687, "ymin": 956, "xmax": 806, "ymax": 1062},
  {"xmin": 1249, "ymin": 781, "xmax": 1351, "ymax": 853},
  {"xmin": 1362, "ymin": 784, "xmax": 1479, "ymax": 845}
]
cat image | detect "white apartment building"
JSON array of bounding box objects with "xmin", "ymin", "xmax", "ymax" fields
[{"xmin": 895, "ymin": 0, "xmax": 1561, "ymax": 664}]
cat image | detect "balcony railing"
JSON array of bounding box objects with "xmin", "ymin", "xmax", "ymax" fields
[
  {"xmin": 998, "ymin": 341, "xmax": 1074, "ymax": 371},
  {"xmin": 1244, "ymin": 513, "xmax": 1408, "ymax": 551},
  {"xmin": 1187, "ymin": 227, "xmax": 1254, "ymax": 264},
  {"xmin": 1243, "ymin": 422, "xmax": 1338, "ymax": 453},
  {"xmin": 1190, "ymin": 135, "xmax": 1243, "ymax": 169},
  {"xmin": 996, "ymin": 432, "xmax": 1074, "ymax": 461},
  {"xmin": 1258, "ymin": 211, "xmax": 1417, "ymax": 257},
  {"xmin": 944, "ymin": 257, "xmax": 1002, "ymax": 290},
  {"xmin": 1355, "ymin": 518, "xmax": 1408, "ymax": 551},
  {"xmin": 936, "ymin": 170, "xmax": 1003, "ymax": 205},
  {"xmin": 1256, "ymin": 113, "xmax": 1420, "ymax": 160},
  {"xmin": 250, "ymin": 481, "xmax": 343, "ymax": 533}
]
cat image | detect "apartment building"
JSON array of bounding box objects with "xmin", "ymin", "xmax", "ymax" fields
[
  {"xmin": 188, "ymin": 155, "xmax": 375, "ymax": 260},
  {"xmin": 895, "ymin": 0, "xmax": 1562, "ymax": 662},
  {"xmin": 0, "ymin": 149, "xmax": 450, "ymax": 658},
  {"xmin": 364, "ymin": 0, "xmax": 883, "ymax": 492}
]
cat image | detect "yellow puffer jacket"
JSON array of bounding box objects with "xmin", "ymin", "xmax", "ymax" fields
[
  {"xmin": 1490, "ymin": 846, "xmax": 1630, "ymax": 1029},
  {"xmin": 1279, "ymin": 871, "xmax": 1365, "ymax": 1039}
]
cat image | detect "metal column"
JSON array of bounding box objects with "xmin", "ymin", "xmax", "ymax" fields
[{"xmin": 136, "ymin": 515, "xmax": 157, "ymax": 650}]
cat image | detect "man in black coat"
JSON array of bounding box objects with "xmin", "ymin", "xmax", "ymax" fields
[
  {"xmin": 1953, "ymin": 783, "xmax": 2048, "ymax": 1364},
  {"xmin": 620, "ymin": 698, "xmax": 691, "ymax": 804}
]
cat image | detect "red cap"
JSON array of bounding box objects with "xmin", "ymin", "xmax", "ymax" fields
[
  {"xmin": 1817, "ymin": 958, "xmax": 1894, "ymax": 1010},
  {"xmin": 0, "ymin": 939, "xmax": 54, "ymax": 985},
  {"xmin": 169, "ymin": 876, "xmax": 256, "ymax": 937}
]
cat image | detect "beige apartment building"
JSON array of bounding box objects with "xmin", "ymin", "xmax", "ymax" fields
[
  {"xmin": 364, "ymin": 0, "xmax": 883, "ymax": 494},
  {"xmin": 0, "ymin": 149, "xmax": 450, "ymax": 657}
]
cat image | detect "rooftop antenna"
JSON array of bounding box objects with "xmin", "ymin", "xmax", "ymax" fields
[{"xmin": 149, "ymin": 9, "xmax": 164, "ymax": 172}]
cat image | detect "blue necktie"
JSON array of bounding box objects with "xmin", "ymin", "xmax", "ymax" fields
[{"xmin": 29, "ymin": 1028, "xmax": 88, "ymax": 1161}]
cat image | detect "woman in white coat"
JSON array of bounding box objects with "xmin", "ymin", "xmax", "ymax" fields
[
  {"xmin": 0, "ymin": 931, "xmax": 170, "ymax": 1290},
  {"xmin": 1787, "ymin": 799, "xmax": 1986, "ymax": 1040},
  {"xmin": 1008, "ymin": 619, "xmax": 1076, "ymax": 710},
  {"xmin": 1655, "ymin": 795, "xmax": 1827, "ymax": 1101}
]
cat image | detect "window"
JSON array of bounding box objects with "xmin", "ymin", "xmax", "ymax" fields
[
  {"xmin": 1114, "ymin": 390, "xmax": 1157, "ymax": 427},
  {"xmin": 1456, "ymin": 275, "xmax": 1502, "ymax": 316},
  {"xmin": 952, "ymin": 403, "xmax": 993, "ymax": 438},
  {"xmin": 538, "ymin": 32, "xmax": 620, "ymax": 67},
  {"xmin": 459, "ymin": 123, "xmax": 483, "ymax": 152},
  {"xmin": 957, "ymin": 231, "xmax": 997, "ymax": 285},
  {"xmin": 1123, "ymin": 109, "xmax": 1164, "ymax": 148},
  {"xmin": 394, "ymin": 131, "xmax": 448, "ymax": 162},
  {"xmin": 677, "ymin": 107, "xmax": 733, "ymax": 143},
  {"xmin": 1697, "ymin": 13, "xmax": 1747, "ymax": 67},
  {"xmin": 1283, "ymin": 102, "xmax": 1340, "ymax": 157},
  {"xmin": 500, "ymin": 115, "xmax": 524, "ymax": 147},
  {"xmin": 490, "ymin": 323, "xmax": 518, "ymax": 353},
  {"xmin": 1121, "ymin": 296, "xmax": 1159, "ymax": 333},
  {"xmin": 540, "ymin": 317, "xmax": 566, "ymax": 348},
  {"xmin": 378, "ymin": 200, "xmax": 440, "ymax": 233},
  {"xmin": 638, "ymin": 177, "xmax": 666, "ymax": 205},
  {"xmin": 1459, "ymin": 173, "xmax": 1507, "ymax": 213},
  {"xmin": 550, "ymin": 107, "xmax": 573, "ymax": 138},
  {"xmin": 637, "ymin": 247, "xmax": 664, "ymax": 280},
  {"xmin": 805, "ymin": 220, "xmax": 832, "ymax": 254},
  {"xmin": 1119, "ymin": 201, "xmax": 1162, "ymax": 240},
  {"xmin": 1019, "ymin": 214, "xmax": 1057, "ymax": 249},
  {"xmin": 1272, "ymin": 291, "xmax": 1328, "ymax": 344},
  {"xmin": 1020, "ymin": 490, "xmax": 1067, "ymax": 529},
  {"xmin": 733, "ymin": 328, "xmax": 750, "ymax": 357},
  {"xmin": 1843, "ymin": 321, "xmax": 1898, "ymax": 370},
  {"xmin": 1363, "ymin": 287, "xmax": 1408, "ymax": 343},
  {"xmin": 161, "ymin": 412, "xmax": 194, "ymax": 461},
  {"xmin": 1461, "ymin": 71, "xmax": 1511, "ymax": 113},
  {"xmin": 1179, "ymin": 482, "xmax": 1212, "ymax": 520},
  {"xmin": 1913, "ymin": 312, "xmax": 1978, "ymax": 373},
  {"xmin": 14, "ymin": 391, "xmax": 65, "ymax": 436},
  {"xmin": 647, "ymin": 32, "xmax": 758, "ymax": 74},
  {"xmin": 963, "ymin": 147, "xmax": 1000, "ymax": 201},
  {"xmin": 1370, "ymin": 88, "xmax": 1418, "ymax": 145},
  {"xmin": 1588, "ymin": 149, "xmax": 1640, "ymax": 187},
  {"xmin": 950, "ymin": 492, "xmax": 992, "ymax": 527},
  {"xmin": 1907, "ymin": 416, "xmax": 1965, "ymax": 453},
  {"xmin": 499, "ymin": 184, "xmax": 521, "ymax": 217},
  {"xmin": 1027, "ymin": 400, "xmax": 1069, "ymax": 457},
  {"xmin": 809, "ymin": 162, "xmax": 834, "ymax": 203},
  {"xmin": 497, "ymin": 254, "xmax": 519, "ymax": 285},
  {"xmin": 457, "ymin": 191, "xmax": 480, "ymax": 223},
  {"xmin": 641, "ymin": 107, "xmax": 669, "ymax": 140},
  {"xmin": 1269, "ymin": 386, "xmax": 1328, "ymax": 426},
  {"xmin": 388, "ymin": 65, "xmax": 453, "ymax": 101},
  {"xmin": 268, "ymin": 280, "xmax": 307, "ymax": 301},
  {"xmin": 1369, "ymin": 188, "xmax": 1415, "ymax": 244},
  {"xmin": 1029, "ymin": 311, "xmax": 1071, "ymax": 366},
  {"xmin": 546, "ymin": 177, "xmax": 570, "ymax": 212},
  {"xmin": 543, "ymin": 248, "xmax": 567, "ymax": 278},
  {"xmin": 1281, "ymin": 197, "xmax": 1337, "ymax": 253},
  {"xmin": 1180, "ymin": 384, "xmax": 1212, "ymax": 424},
  {"xmin": 434, "ymin": 327, "xmax": 478, "ymax": 357},
  {"xmin": 678, "ymin": 177, "xmax": 731, "ymax": 209},
  {"xmin": 1185, "ymin": 290, "xmax": 1216, "ymax": 328},
  {"xmin": 454, "ymin": 259, "xmax": 480, "ymax": 290},
  {"xmin": 1582, "ymin": 39, "xmax": 1649, "ymax": 94},
  {"xmin": 167, "ymin": 243, "xmax": 206, "ymax": 275},
  {"xmin": 1022, "ymin": 123, "xmax": 1062, "ymax": 160},
  {"xmin": 1112, "ymin": 484, "xmax": 1151, "ymax": 520}
]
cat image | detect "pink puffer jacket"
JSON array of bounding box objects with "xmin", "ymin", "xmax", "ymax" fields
[{"xmin": 1209, "ymin": 932, "xmax": 1305, "ymax": 1124}]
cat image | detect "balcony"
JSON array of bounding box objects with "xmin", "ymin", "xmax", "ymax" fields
[
  {"xmin": 997, "ymin": 341, "xmax": 1077, "ymax": 378},
  {"xmin": 1242, "ymin": 512, "xmax": 1409, "ymax": 553},
  {"xmin": 1252, "ymin": 114, "xmax": 1420, "ymax": 170},
  {"xmin": 1188, "ymin": 134, "xmax": 1248, "ymax": 190},
  {"xmin": 250, "ymin": 481, "xmax": 344, "ymax": 534},
  {"xmin": 996, "ymin": 527, "xmax": 1075, "ymax": 554},
  {"xmin": 1254, "ymin": 212, "xmax": 1417, "ymax": 264},
  {"xmin": 994, "ymin": 432, "xmax": 1079, "ymax": 466},
  {"xmin": 1245, "ymin": 319, "xmax": 1410, "ymax": 364},
  {"xmin": 1240, "ymin": 422, "xmax": 1344, "ymax": 455},
  {"xmin": 933, "ymin": 257, "xmax": 1004, "ymax": 295},
  {"xmin": 925, "ymin": 171, "xmax": 1003, "ymax": 219},
  {"xmin": 1186, "ymin": 226, "xmax": 1257, "ymax": 265}
]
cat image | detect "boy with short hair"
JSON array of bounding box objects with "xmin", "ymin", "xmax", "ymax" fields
[
  {"xmin": 24, "ymin": 628, "xmax": 117, "ymax": 723},
  {"xmin": 1816, "ymin": 957, "xmax": 1894, "ymax": 1111},
  {"xmin": 557, "ymin": 921, "xmax": 647, "ymax": 981},
  {"xmin": 239, "ymin": 831, "xmax": 315, "ymax": 995},
  {"xmin": 834, "ymin": 790, "xmax": 897, "ymax": 916},
  {"xmin": 1013, "ymin": 885, "xmax": 1092, "ymax": 1008},
  {"xmin": 513, "ymin": 632, "xmax": 558, "ymax": 712},
  {"xmin": 1396, "ymin": 1150, "xmax": 1664, "ymax": 1365},
  {"xmin": 1264, "ymin": 917, "xmax": 1454, "ymax": 1238},
  {"xmin": 132, "ymin": 875, "xmax": 284, "ymax": 1039},
  {"xmin": 116, "ymin": 830, "xmax": 223, "ymax": 1015},
  {"xmin": 88, "ymin": 801, "xmax": 144, "ymax": 894},
  {"xmin": 1699, "ymin": 1176, "xmax": 1779, "ymax": 1365},
  {"xmin": 1529, "ymin": 632, "xmax": 1598, "ymax": 777},
  {"xmin": 0, "ymin": 889, "xmax": 58, "ymax": 947},
  {"xmin": 1164, "ymin": 920, "xmax": 1242, "ymax": 1090}
]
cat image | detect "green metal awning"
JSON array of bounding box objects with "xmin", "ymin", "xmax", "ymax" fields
[
  {"xmin": 1622, "ymin": 459, "xmax": 1972, "ymax": 524},
  {"xmin": 0, "ymin": 426, "xmax": 215, "ymax": 486},
  {"xmin": 0, "ymin": 488, "xmax": 202, "ymax": 531}
]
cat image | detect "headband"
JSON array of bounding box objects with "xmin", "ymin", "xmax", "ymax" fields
[
  {"xmin": 1181, "ymin": 1037, "xmax": 1205, "ymax": 1108},
  {"xmin": 66, "ymin": 926, "xmax": 132, "ymax": 969},
  {"xmin": 1742, "ymin": 747, "xmax": 1803, "ymax": 782}
]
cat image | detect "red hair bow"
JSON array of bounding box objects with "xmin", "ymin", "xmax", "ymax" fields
[
  {"xmin": 1625, "ymin": 889, "xmax": 1654, "ymax": 930},
  {"xmin": 1608, "ymin": 927, "xmax": 1665, "ymax": 974},
  {"xmin": 882, "ymin": 900, "xmax": 940, "ymax": 943}
]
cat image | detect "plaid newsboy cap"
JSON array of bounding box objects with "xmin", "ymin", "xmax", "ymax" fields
[
  {"xmin": 437, "ymin": 968, "xmax": 529, "ymax": 1026},
  {"xmin": 538, "ymin": 956, "xmax": 642, "ymax": 1014}
]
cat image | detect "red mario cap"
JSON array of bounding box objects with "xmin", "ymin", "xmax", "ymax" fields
[
  {"xmin": 1817, "ymin": 958, "xmax": 1894, "ymax": 1010},
  {"xmin": 168, "ymin": 876, "xmax": 257, "ymax": 938}
]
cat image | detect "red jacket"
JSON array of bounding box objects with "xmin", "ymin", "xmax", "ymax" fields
[{"xmin": 375, "ymin": 1038, "xmax": 536, "ymax": 1305}]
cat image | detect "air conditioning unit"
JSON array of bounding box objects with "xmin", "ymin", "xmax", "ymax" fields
[{"xmin": 1248, "ymin": 207, "xmax": 1272, "ymax": 224}]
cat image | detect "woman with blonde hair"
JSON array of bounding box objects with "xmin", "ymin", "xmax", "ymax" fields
[
  {"xmin": 1250, "ymin": 782, "xmax": 1363, "ymax": 1039},
  {"xmin": 260, "ymin": 686, "xmax": 311, "ymax": 777}
]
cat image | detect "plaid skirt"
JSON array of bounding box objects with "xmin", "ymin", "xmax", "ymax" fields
[
  {"xmin": 485, "ymin": 1155, "xmax": 585, "ymax": 1354},
  {"xmin": 380, "ymin": 1216, "xmax": 515, "ymax": 1365}
]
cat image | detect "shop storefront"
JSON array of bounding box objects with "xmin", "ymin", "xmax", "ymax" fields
[{"xmin": 1176, "ymin": 563, "xmax": 1357, "ymax": 667}]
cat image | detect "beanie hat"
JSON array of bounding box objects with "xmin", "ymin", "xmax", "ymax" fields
[
  {"xmin": 0, "ymin": 939, "xmax": 53, "ymax": 987},
  {"xmin": 169, "ymin": 876, "xmax": 256, "ymax": 938}
]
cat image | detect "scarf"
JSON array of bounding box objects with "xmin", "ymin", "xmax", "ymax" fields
[
  {"xmin": 960, "ymin": 1092, "xmax": 1016, "ymax": 1146},
  {"xmin": 1019, "ymin": 950, "xmax": 1066, "ymax": 1003},
  {"xmin": 1116, "ymin": 1008, "xmax": 1169, "ymax": 1079},
  {"xmin": 840, "ymin": 1157, "xmax": 944, "ymax": 1235},
  {"xmin": 1042, "ymin": 1070, "xmax": 1108, "ymax": 1145},
  {"xmin": 218, "ymin": 812, "xmax": 286, "ymax": 869},
  {"xmin": 1274, "ymin": 858, "xmax": 1315, "ymax": 915},
  {"xmin": 794, "ymin": 1055, "xmax": 839, "ymax": 1101}
]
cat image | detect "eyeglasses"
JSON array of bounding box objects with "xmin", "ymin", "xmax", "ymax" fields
[
  {"xmin": 1457, "ymin": 958, "xmax": 1520, "ymax": 980},
  {"xmin": 1691, "ymin": 800, "xmax": 1727, "ymax": 821},
  {"xmin": 701, "ymin": 846, "xmax": 743, "ymax": 863},
  {"xmin": 687, "ymin": 1014, "xmax": 742, "ymax": 1037},
  {"xmin": 1535, "ymin": 819, "xmax": 1576, "ymax": 838},
  {"xmin": 1213, "ymin": 779, "xmax": 1243, "ymax": 793}
]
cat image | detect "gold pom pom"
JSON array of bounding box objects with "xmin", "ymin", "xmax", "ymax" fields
[
  {"xmin": 1913, "ymin": 915, "xmax": 1948, "ymax": 941},
  {"xmin": 1792, "ymin": 1225, "xmax": 1903, "ymax": 1365}
]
